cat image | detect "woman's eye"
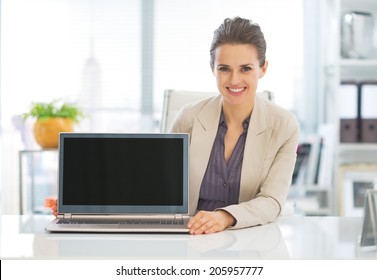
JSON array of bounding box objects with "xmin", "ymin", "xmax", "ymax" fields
[
  {"xmin": 218, "ymin": 67, "xmax": 230, "ymax": 72},
  {"xmin": 241, "ymin": 66, "xmax": 252, "ymax": 72}
]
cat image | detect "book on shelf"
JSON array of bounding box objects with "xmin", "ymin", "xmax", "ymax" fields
[
  {"xmin": 292, "ymin": 142, "xmax": 312, "ymax": 186},
  {"xmin": 292, "ymin": 127, "xmax": 333, "ymax": 187},
  {"xmin": 317, "ymin": 124, "xmax": 335, "ymax": 187}
]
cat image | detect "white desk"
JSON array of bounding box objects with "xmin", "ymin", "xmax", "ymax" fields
[{"xmin": 0, "ymin": 215, "xmax": 376, "ymax": 259}]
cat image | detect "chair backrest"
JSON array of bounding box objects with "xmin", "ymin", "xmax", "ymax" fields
[
  {"xmin": 160, "ymin": 89, "xmax": 274, "ymax": 132},
  {"xmin": 160, "ymin": 90, "xmax": 216, "ymax": 132}
]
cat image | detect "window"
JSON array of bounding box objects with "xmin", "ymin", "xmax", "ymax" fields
[
  {"xmin": 1, "ymin": 0, "xmax": 142, "ymax": 135},
  {"xmin": 1, "ymin": 0, "xmax": 303, "ymax": 134}
]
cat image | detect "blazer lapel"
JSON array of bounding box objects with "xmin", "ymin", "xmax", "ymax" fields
[
  {"xmin": 189, "ymin": 96, "xmax": 222, "ymax": 214},
  {"xmin": 239, "ymin": 97, "xmax": 271, "ymax": 202}
]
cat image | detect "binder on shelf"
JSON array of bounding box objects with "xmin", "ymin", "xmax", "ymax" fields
[
  {"xmin": 339, "ymin": 81, "xmax": 360, "ymax": 143},
  {"xmin": 360, "ymin": 82, "xmax": 377, "ymax": 119},
  {"xmin": 340, "ymin": 119, "xmax": 359, "ymax": 143},
  {"xmin": 361, "ymin": 119, "xmax": 377, "ymax": 142},
  {"xmin": 339, "ymin": 82, "xmax": 358, "ymax": 119},
  {"xmin": 360, "ymin": 82, "xmax": 377, "ymax": 143}
]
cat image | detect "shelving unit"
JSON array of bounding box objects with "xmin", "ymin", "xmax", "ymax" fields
[
  {"xmin": 288, "ymin": 185, "xmax": 333, "ymax": 216},
  {"xmin": 19, "ymin": 149, "xmax": 58, "ymax": 214},
  {"xmin": 321, "ymin": 0, "xmax": 377, "ymax": 215},
  {"xmin": 340, "ymin": 59, "xmax": 377, "ymax": 66}
]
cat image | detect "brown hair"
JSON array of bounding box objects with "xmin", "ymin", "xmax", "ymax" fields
[{"xmin": 210, "ymin": 17, "xmax": 266, "ymax": 69}]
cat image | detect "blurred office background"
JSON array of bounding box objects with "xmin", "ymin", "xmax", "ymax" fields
[{"xmin": 1, "ymin": 0, "xmax": 376, "ymax": 216}]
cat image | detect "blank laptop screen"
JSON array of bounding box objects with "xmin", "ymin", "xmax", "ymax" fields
[{"xmin": 58, "ymin": 133, "xmax": 189, "ymax": 214}]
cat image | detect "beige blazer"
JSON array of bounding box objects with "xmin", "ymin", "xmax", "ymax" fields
[{"xmin": 170, "ymin": 95, "xmax": 299, "ymax": 229}]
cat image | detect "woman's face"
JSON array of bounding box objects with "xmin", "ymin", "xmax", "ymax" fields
[{"xmin": 212, "ymin": 44, "xmax": 268, "ymax": 107}]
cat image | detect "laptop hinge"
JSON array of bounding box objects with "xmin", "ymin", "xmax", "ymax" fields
[
  {"xmin": 174, "ymin": 214, "xmax": 183, "ymax": 220},
  {"xmin": 63, "ymin": 213, "xmax": 72, "ymax": 220}
]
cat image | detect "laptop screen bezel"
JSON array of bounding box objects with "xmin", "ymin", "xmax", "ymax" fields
[{"xmin": 57, "ymin": 132, "xmax": 189, "ymax": 215}]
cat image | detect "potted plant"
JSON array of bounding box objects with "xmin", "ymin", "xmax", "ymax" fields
[{"xmin": 23, "ymin": 99, "xmax": 84, "ymax": 148}]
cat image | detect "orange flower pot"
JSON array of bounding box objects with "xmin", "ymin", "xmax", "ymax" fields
[{"xmin": 34, "ymin": 117, "xmax": 74, "ymax": 148}]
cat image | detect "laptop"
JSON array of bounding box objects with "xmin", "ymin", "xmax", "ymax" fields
[{"xmin": 45, "ymin": 132, "xmax": 190, "ymax": 233}]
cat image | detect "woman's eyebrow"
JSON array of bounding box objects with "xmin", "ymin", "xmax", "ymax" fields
[
  {"xmin": 240, "ymin": 63, "xmax": 254, "ymax": 67},
  {"xmin": 216, "ymin": 63, "xmax": 255, "ymax": 68},
  {"xmin": 217, "ymin": 64, "xmax": 230, "ymax": 67}
]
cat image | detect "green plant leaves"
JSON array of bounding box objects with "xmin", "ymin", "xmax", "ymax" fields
[{"xmin": 23, "ymin": 100, "xmax": 84, "ymax": 122}]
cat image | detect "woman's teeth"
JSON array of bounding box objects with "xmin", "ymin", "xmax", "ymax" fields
[{"xmin": 228, "ymin": 87, "xmax": 245, "ymax": 93}]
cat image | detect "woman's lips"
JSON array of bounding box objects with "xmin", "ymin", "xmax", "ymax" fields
[{"xmin": 227, "ymin": 87, "xmax": 246, "ymax": 96}]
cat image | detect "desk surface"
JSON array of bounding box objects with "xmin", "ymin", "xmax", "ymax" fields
[{"xmin": 0, "ymin": 215, "xmax": 376, "ymax": 260}]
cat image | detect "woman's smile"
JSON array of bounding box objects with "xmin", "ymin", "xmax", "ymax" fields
[{"xmin": 226, "ymin": 87, "xmax": 247, "ymax": 96}]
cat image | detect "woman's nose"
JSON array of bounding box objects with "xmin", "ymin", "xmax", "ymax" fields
[{"xmin": 229, "ymin": 71, "xmax": 241, "ymax": 84}]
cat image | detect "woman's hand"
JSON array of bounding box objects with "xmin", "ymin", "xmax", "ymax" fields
[{"xmin": 187, "ymin": 210, "xmax": 236, "ymax": 235}]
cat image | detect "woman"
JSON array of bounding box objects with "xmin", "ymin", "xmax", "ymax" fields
[{"xmin": 171, "ymin": 17, "xmax": 299, "ymax": 235}]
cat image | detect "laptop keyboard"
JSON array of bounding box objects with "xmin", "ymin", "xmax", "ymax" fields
[{"xmin": 58, "ymin": 219, "xmax": 185, "ymax": 225}]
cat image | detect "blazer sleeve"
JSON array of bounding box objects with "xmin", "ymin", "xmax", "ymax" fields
[
  {"xmin": 170, "ymin": 106, "xmax": 193, "ymax": 134},
  {"xmin": 169, "ymin": 97, "xmax": 216, "ymax": 134},
  {"xmin": 221, "ymin": 113, "xmax": 300, "ymax": 229}
]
